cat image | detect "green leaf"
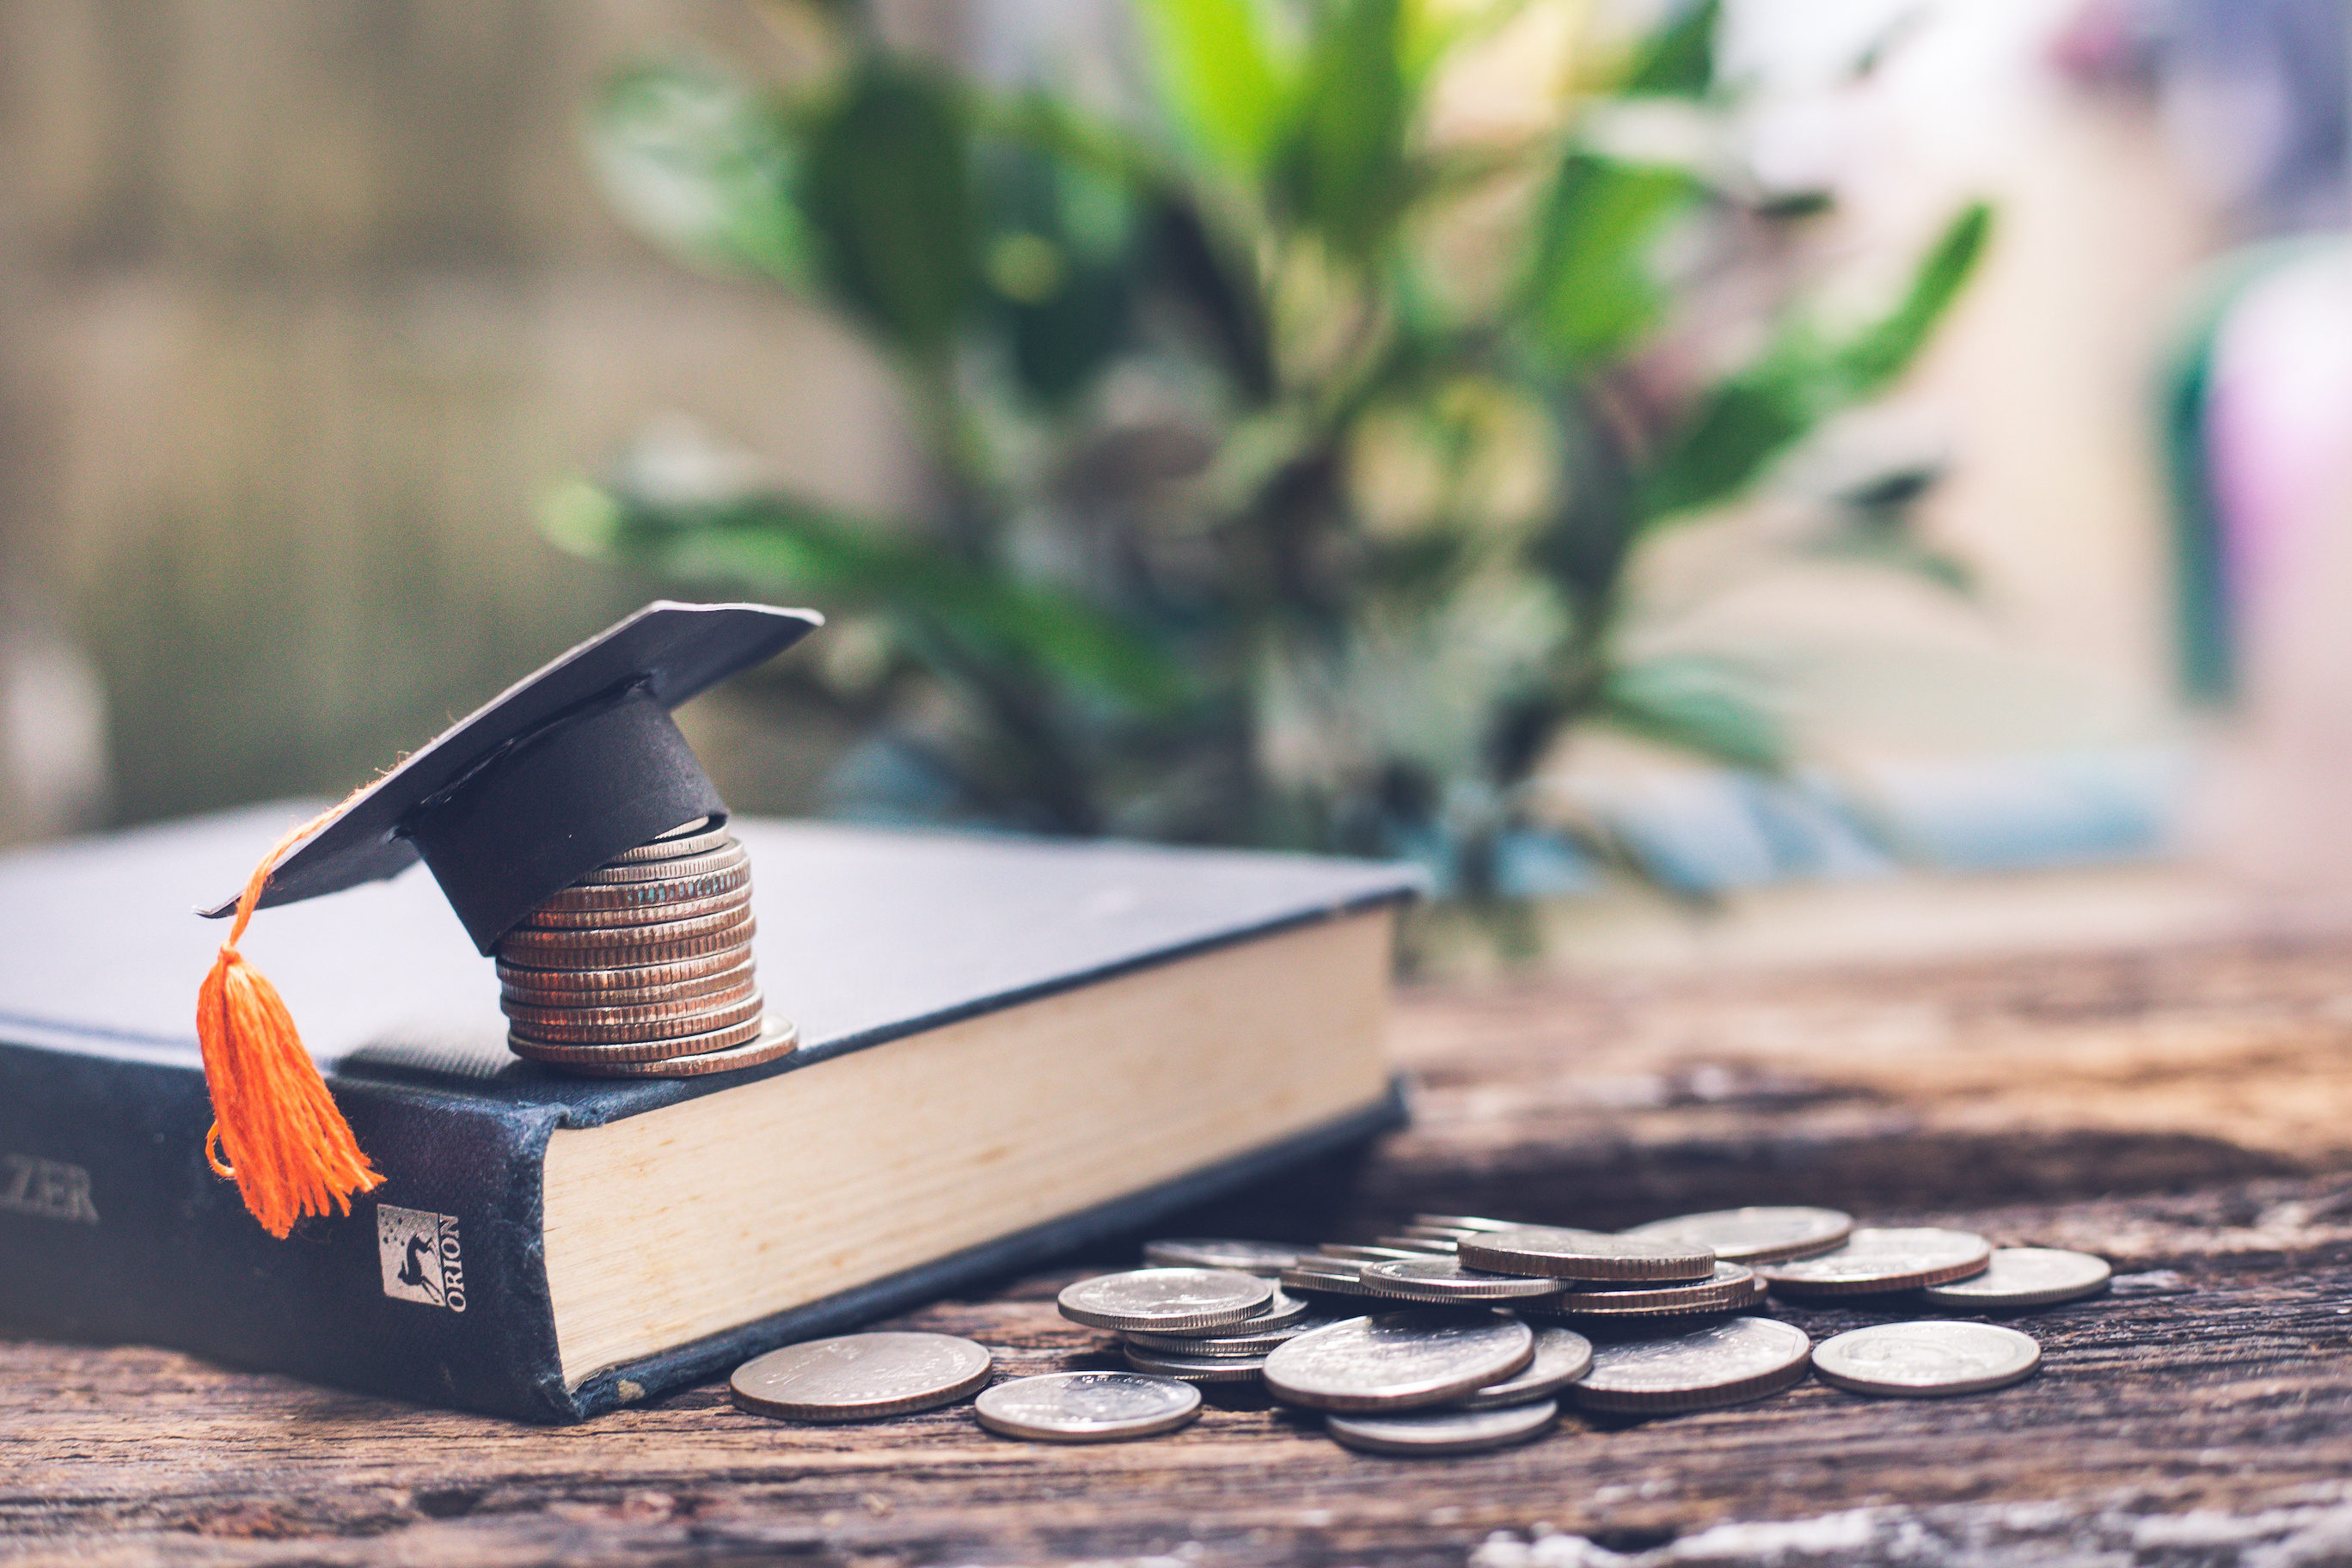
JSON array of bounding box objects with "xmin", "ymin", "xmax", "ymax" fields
[
  {"xmin": 1621, "ymin": 0, "xmax": 1720, "ymax": 97},
  {"xmin": 1272, "ymin": 0, "xmax": 1415, "ymax": 260},
  {"xmin": 1832, "ymin": 201, "xmax": 1993, "ymax": 396},
  {"xmin": 800, "ymin": 67, "xmax": 977, "ymax": 362},
  {"xmin": 1525, "ymin": 155, "xmax": 1699, "ymax": 366},
  {"xmin": 1131, "ymin": 0, "xmax": 1288, "ymax": 174},
  {"xmin": 1638, "ymin": 200, "xmax": 1993, "ymax": 521},
  {"xmin": 546, "ymin": 488, "xmax": 1190, "ymax": 711},
  {"xmin": 1637, "ymin": 375, "xmax": 1816, "ymax": 520},
  {"xmin": 590, "ymin": 63, "xmax": 812, "ymax": 286},
  {"xmin": 1598, "ymin": 656, "xmax": 1786, "ymax": 771}
]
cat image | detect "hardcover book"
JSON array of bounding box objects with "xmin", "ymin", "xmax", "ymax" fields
[{"xmin": 0, "ymin": 805, "xmax": 1416, "ymax": 1422}]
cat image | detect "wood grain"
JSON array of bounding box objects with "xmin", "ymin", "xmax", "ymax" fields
[{"xmin": 9, "ymin": 934, "xmax": 2352, "ymax": 1567}]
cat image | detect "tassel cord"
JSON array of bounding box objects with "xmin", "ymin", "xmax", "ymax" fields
[{"xmin": 196, "ymin": 799, "xmax": 384, "ymax": 1238}]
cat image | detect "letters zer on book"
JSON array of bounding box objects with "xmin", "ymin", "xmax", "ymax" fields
[{"xmin": 0, "ymin": 805, "xmax": 1416, "ymax": 1418}]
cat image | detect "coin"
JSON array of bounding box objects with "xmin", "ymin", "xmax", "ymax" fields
[
  {"xmin": 1621, "ymin": 1206, "xmax": 1854, "ymax": 1265},
  {"xmin": 1571, "ymin": 1316, "xmax": 1814, "ymax": 1414},
  {"xmin": 1412, "ymin": 1214, "xmax": 1526, "ymax": 1233},
  {"xmin": 1811, "ymin": 1320, "xmax": 2042, "ymax": 1397},
  {"xmin": 1538, "ymin": 1263, "xmax": 1761, "ymax": 1318},
  {"xmin": 1234, "ymin": 1287, "xmax": 1313, "ymax": 1330},
  {"xmin": 1373, "ymin": 1234, "xmax": 1458, "ymax": 1254},
  {"xmin": 730, "ymin": 1331, "xmax": 992, "ymax": 1422},
  {"xmin": 1400, "ymin": 1226, "xmax": 1477, "ymax": 1243},
  {"xmin": 522, "ymin": 885, "xmax": 752, "ymax": 928},
  {"xmin": 1123, "ymin": 1313, "xmax": 1338, "ymax": 1357},
  {"xmin": 974, "ymin": 1371, "xmax": 1202, "ymax": 1442},
  {"xmin": 502, "ymin": 958, "xmax": 755, "ymax": 1008},
  {"xmin": 578, "ymin": 843, "xmax": 750, "ymax": 884},
  {"xmin": 496, "ymin": 916, "xmax": 756, "ymax": 969},
  {"xmin": 1121, "ymin": 1343, "xmax": 1268, "ymax": 1383},
  {"xmin": 1280, "ymin": 1260, "xmax": 1387, "ymax": 1299},
  {"xmin": 1455, "ymin": 1326, "xmax": 1594, "ymax": 1410},
  {"xmin": 537, "ymin": 861, "xmax": 750, "ymax": 911},
  {"xmin": 496, "ymin": 946, "xmax": 756, "ymax": 992},
  {"xmin": 498, "ymin": 902, "xmax": 755, "ymax": 952},
  {"xmin": 507, "ymin": 1004, "xmax": 767, "ymax": 1059},
  {"xmin": 503, "ymin": 989, "xmax": 764, "ymax": 1044},
  {"xmin": 522, "ymin": 1016, "xmax": 798, "ymax": 1077},
  {"xmin": 1459, "ymin": 1227, "xmax": 1716, "ymax": 1283},
  {"xmin": 1758, "ymin": 1228, "xmax": 1992, "ymax": 1297},
  {"xmin": 1326, "ymin": 1398, "xmax": 1559, "ymax": 1456},
  {"xmin": 1263, "ymin": 1311, "xmax": 1534, "ymax": 1412},
  {"xmin": 1142, "ymin": 1238, "xmax": 1304, "ymax": 1276},
  {"xmin": 1315, "ymin": 1245, "xmax": 1430, "ymax": 1263},
  {"xmin": 1057, "ymin": 1268, "xmax": 1274, "ymax": 1332},
  {"xmin": 608, "ymin": 823, "xmax": 733, "ymax": 863},
  {"xmin": 1359, "ymin": 1256, "xmax": 1571, "ymax": 1303},
  {"xmin": 1920, "ymin": 1247, "xmax": 2111, "ymax": 1308}
]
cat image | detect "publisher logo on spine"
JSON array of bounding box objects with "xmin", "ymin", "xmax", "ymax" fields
[{"xmin": 377, "ymin": 1204, "xmax": 467, "ymax": 1313}]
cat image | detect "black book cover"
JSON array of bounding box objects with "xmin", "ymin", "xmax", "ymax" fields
[{"xmin": 0, "ymin": 805, "xmax": 1417, "ymax": 1421}]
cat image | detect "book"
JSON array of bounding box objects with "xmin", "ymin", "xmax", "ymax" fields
[{"xmin": 0, "ymin": 804, "xmax": 1415, "ymax": 1422}]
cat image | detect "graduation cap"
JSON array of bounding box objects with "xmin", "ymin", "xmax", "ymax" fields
[{"xmin": 194, "ymin": 600, "xmax": 821, "ymax": 1237}]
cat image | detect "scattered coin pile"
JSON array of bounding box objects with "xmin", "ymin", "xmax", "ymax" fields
[
  {"xmin": 496, "ymin": 820, "xmax": 796, "ymax": 1077},
  {"xmin": 723, "ymin": 1206, "xmax": 2123, "ymax": 1453}
]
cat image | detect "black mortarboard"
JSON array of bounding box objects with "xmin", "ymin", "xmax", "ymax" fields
[{"xmin": 202, "ymin": 600, "xmax": 821, "ymax": 953}]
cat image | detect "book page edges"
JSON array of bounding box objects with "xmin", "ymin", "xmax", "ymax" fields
[{"xmin": 541, "ymin": 908, "xmax": 1396, "ymax": 1386}]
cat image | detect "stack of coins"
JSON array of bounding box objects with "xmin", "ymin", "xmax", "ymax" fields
[{"xmin": 494, "ymin": 821, "xmax": 796, "ymax": 1078}]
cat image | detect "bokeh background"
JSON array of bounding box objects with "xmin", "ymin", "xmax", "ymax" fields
[{"xmin": 2, "ymin": 0, "xmax": 2345, "ymax": 966}]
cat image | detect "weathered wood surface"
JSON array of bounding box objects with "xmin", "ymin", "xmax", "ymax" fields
[{"xmin": 9, "ymin": 934, "xmax": 2352, "ymax": 1567}]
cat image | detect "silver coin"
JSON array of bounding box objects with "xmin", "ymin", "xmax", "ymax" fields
[
  {"xmin": 507, "ymin": 1002, "xmax": 767, "ymax": 1059},
  {"xmin": 1123, "ymin": 1312, "xmax": 1340, "ymax": 1357},
  {"xmin": 503, "ymin": 989, "xmax": 765, "ymax": 1044},
  {"xmin": 1460, "ymin": 1227, "xmax": 1716, "ymax": 1283},
  {"xmin": 1360, "ymin": 1256, "xmax": 1571, "ymax": 1303},
  {"xmin": 607, "ymin": 823, "xmax": 732, "ymax": 863},
  {"xmin": 495, "ymin": 946, "xmax": 754, "ymax": 992},
  {"xmin": 500, "ymin": 976, "xmax": 757, "ymax": 1027},
  {"xmin": 1327, "ymin": 1398, "xmax": 1559, "ymax": 1456},
  {"xmin": 1236, "ymin": 1287, "xmax": 1313, "ymax": 1330},
  {"xmin": 729, "ymin": 1332, "xmax": 992, "ymax": 1422},
  {"xmin": 1142, "ymin": 1238, "xmax": 1304, "ymax": 1276},
  {"xmin": 1455, "ymin": 1326, "xmax": 1595, "ymax": 1410},
  {"xmin": 1540, "ymin": 1263, "xmax": 1761, "ymax": 1318},
  {"xmin": 1263, "ymin": 1311, "xmax": 1534, "ymax": 1412},
  {"xmin": 1281, "ymin": 1261, "xmax": 1387, "ymax": 1299},
  {"xmin": 578, "ymin": 843, "xmax": 750, "ymax": 885},
  {"xmin": 1812, "ymin": 1320, "xmax": 2042, "ymax": 1397},
  {"xmin": 499, "ymin": 902, "xmax": 755, "ymax": 952},
  {"xmin": 1412, "ymin": 1214, "xmax": 1527, "ymax": 1233},
  {"xmin": 1571, "ymin": 1316, "xmax": 1814, "ymax": 1414},
  {"xmin": 973, "ymin": 1371, "xmax": 1202, "ymax": 1442},
  {"xmin": 1315, "ymin": 1245, "xmax": 1430, "ymax": 1263},
  {"xmin": 520, "ymin": 1015, "xmax": 798, "ymax": 1077},
  {"xmin": 1759, "ymin": 1228, "xmax": 1993, "ymax": 1297},
  {"xmin": 537, "ymin": 861, "xmax": 750, "ymax": 914},
  {"xmin": 1920, "ymin": 1247, "xmax": 2112, "ymax": 1308},
  {"xmin": 522, "ymin": 884, "xmax": 752, "ymax": 929},
  {"xmin": 1621, "ymin": 1206, "xmax": 1854, "ymax": 1265},
  {"xmin": 1121, "ymin": 1343, "xmax": 1268, "ymax": 1383},
  {"xmin": 495, "ymin": 915, "xmax": 756, "ymax": 969},
  {"xmin": 502, "ymin": 958, "xmax": 756, "ymax": 1008},
  {"xmin": 1400, "ymin": 1225, "xmax": 1478, "ymax": 1243},
  {"xmin": 1057, "ymin": 1268, "xmax": 1274, "ymax": 1332},
  {"xmin": 1374, "ymin": 1234, "xmax": 1458, "ymax": 1255}
]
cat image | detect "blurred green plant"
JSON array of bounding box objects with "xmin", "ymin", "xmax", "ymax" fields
[{"xmin": 548, "ymin": 0, "xmax": 1991, "ymax": 893}]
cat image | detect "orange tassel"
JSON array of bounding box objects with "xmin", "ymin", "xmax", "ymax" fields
[{"xmin": 196, "ymin": 804, "xmax": 384, "ymax": 1238}]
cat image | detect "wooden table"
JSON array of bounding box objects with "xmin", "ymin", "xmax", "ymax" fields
[{"xmin": 10, "ymin": 933, "xmax": 2352, "ymax": 1566}]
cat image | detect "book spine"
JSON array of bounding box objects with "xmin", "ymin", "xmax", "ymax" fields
[{"xmin": 0, "ymin": 1038, "xmax": 576, "ymax": 1423}]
